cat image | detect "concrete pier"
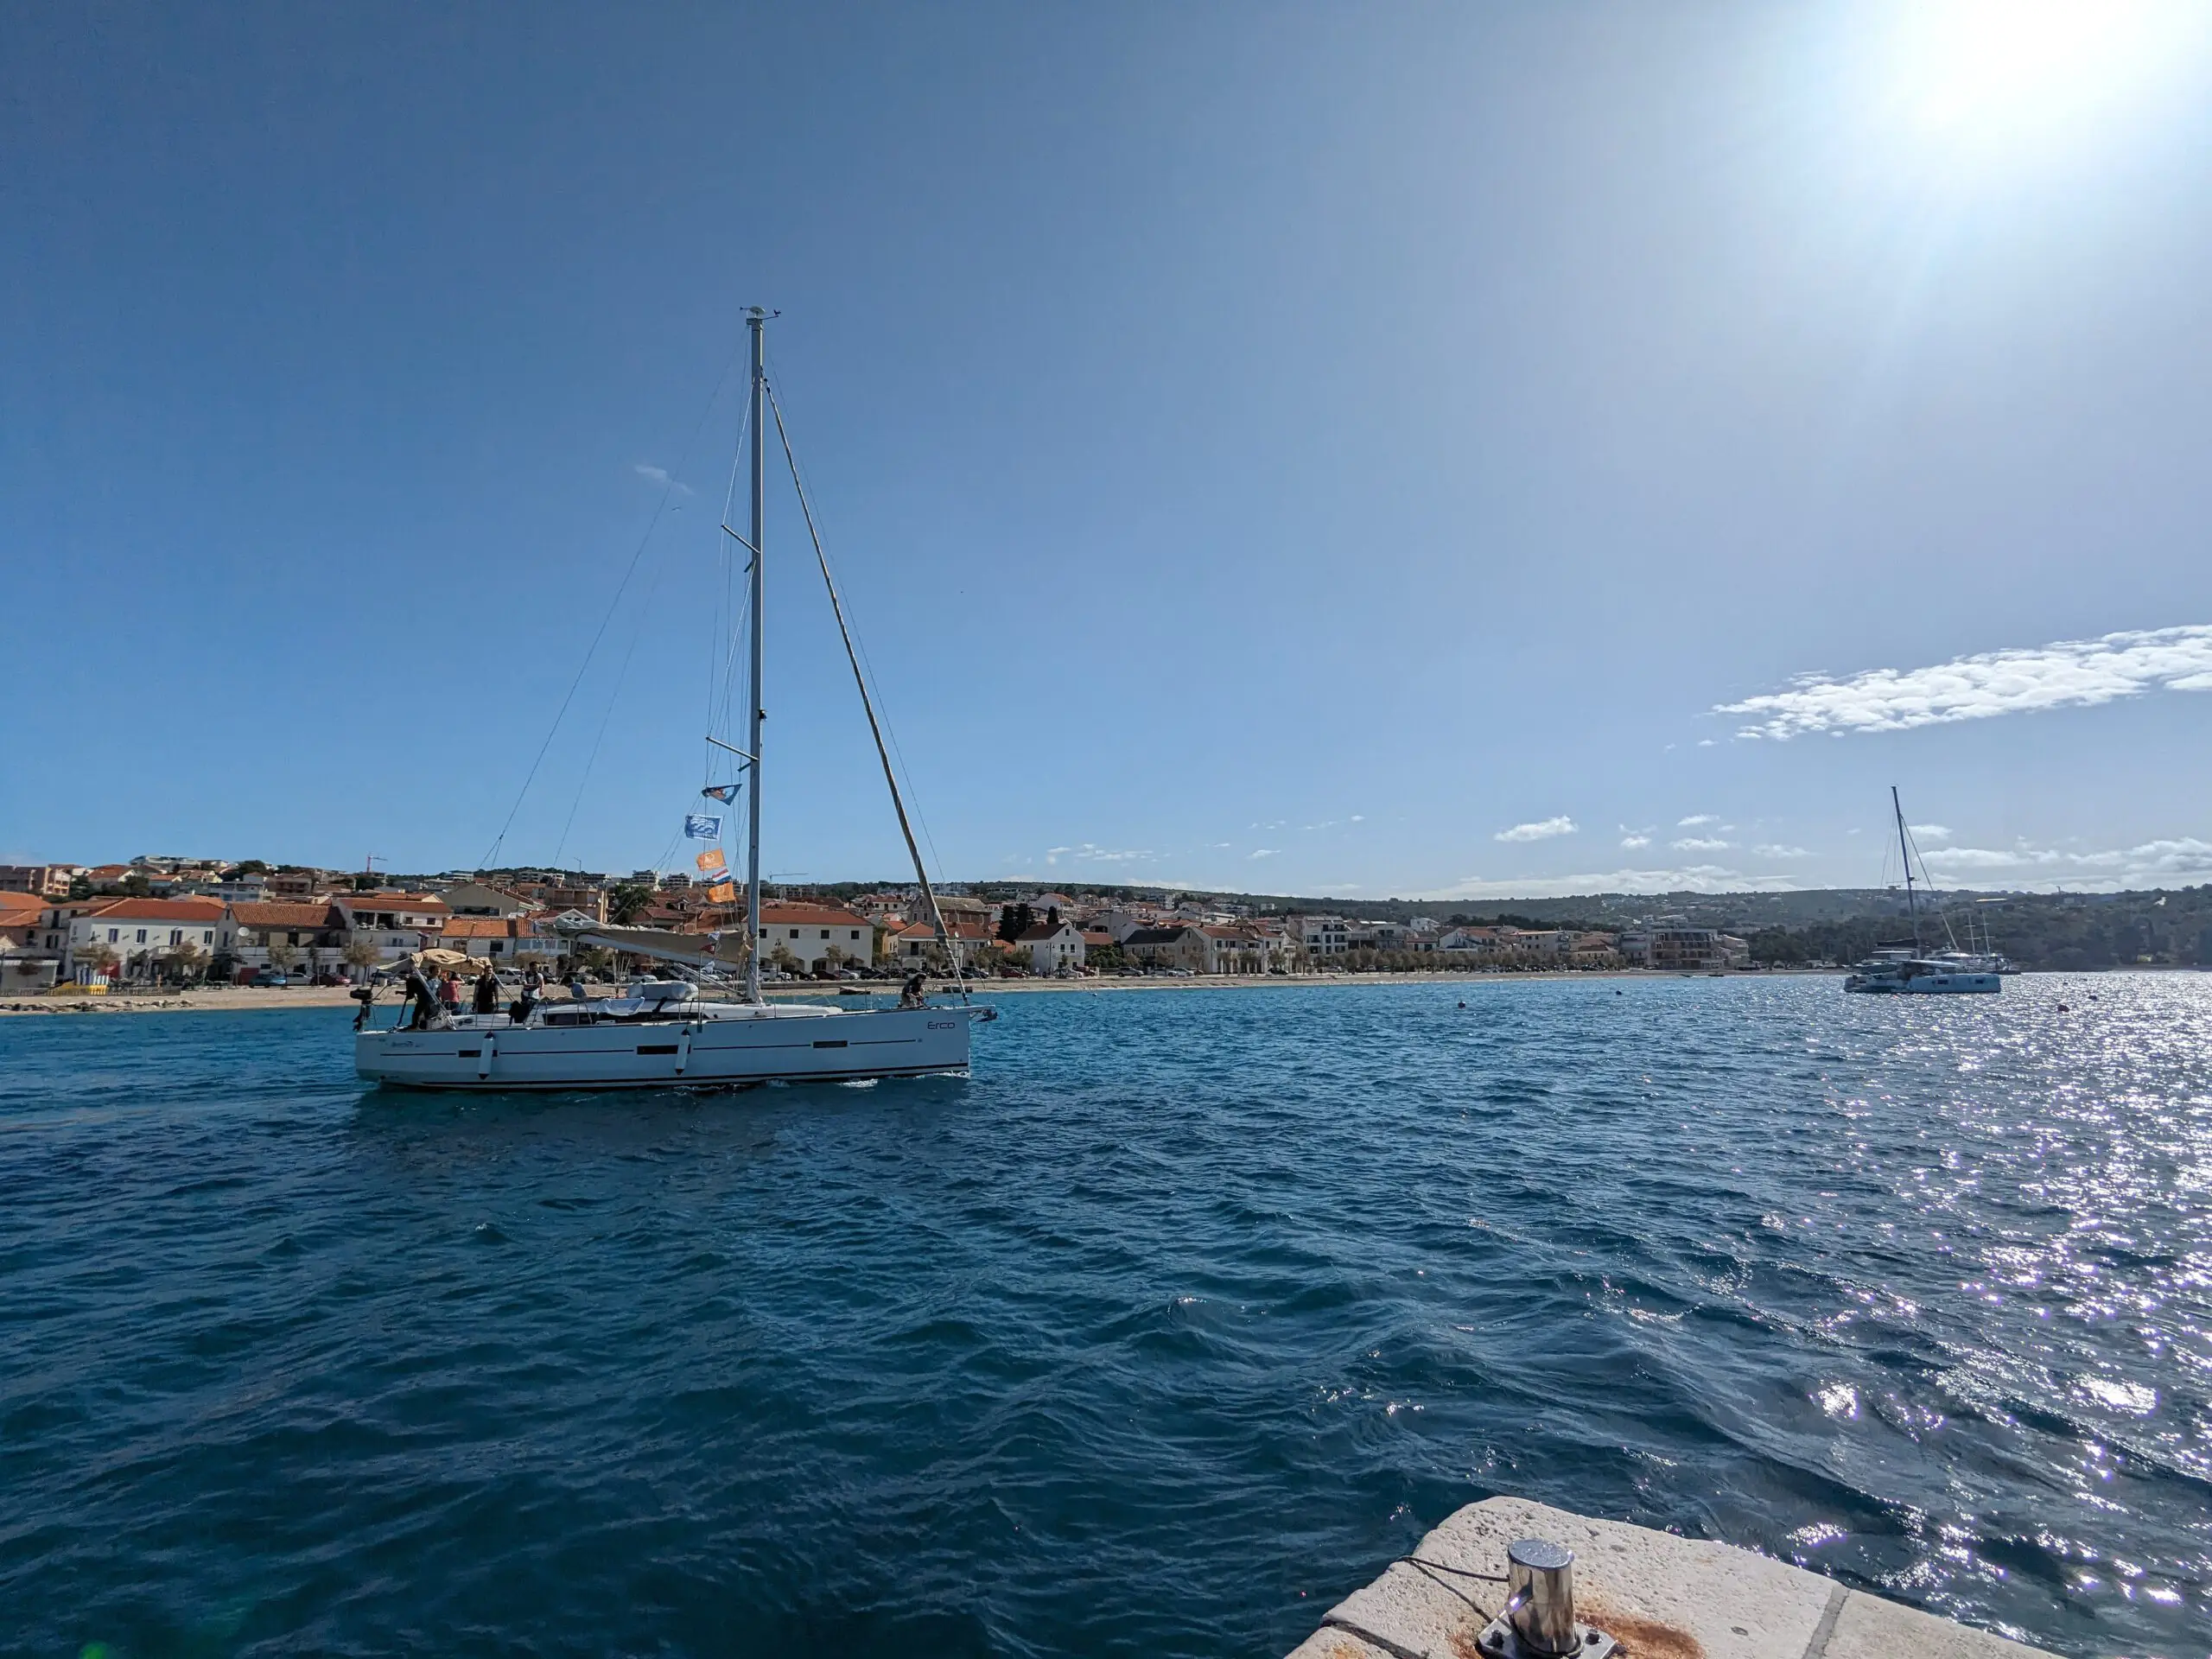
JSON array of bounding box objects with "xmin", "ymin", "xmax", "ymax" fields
[{"xmin": 1288, "ymin": 1497, "xmax": 2056, "ymax": 1659}]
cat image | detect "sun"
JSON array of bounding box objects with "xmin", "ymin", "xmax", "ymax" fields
[{"xmin": 1882, "ymin": 0, "xmax": 2205, "ymax": 158}]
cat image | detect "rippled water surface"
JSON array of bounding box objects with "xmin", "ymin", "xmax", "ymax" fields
[{"xmin": 3, "ymin": 976, "xmax": 2209, "ymax": 1656}]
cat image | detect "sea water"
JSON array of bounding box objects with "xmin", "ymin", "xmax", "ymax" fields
[{"xmin": 1, "ymin": 976, "xmax": 2205, "ymax": 1656}]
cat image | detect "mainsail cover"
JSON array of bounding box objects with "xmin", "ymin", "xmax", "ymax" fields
[{"xmin": 558, "ymin": 922, "xmax": 736, "ymax": 974}]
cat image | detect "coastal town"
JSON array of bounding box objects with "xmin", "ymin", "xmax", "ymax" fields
[{"xmin": 0, "ymin": 856, "xmax": 1753, "ymax": 996}]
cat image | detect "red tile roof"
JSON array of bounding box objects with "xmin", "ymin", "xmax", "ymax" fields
[
  {"xmin": 228, "ymin": 902, "xmax": 339, "ymax": 929},
  {"xmin": 81, "ymin": 898, "xmax": 228, "ymax": 923},
  {"xmin": 440, "ymin": 917, "xmax": 539, "ymax": 940}
]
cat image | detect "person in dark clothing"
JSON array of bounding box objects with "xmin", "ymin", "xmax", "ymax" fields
[
  {"xmin": 899, "ymin": 972, "xmax": 928, "ymax": 1010},
  {"xmin": 473, "ymin": 969, "xmax": 499, "ymax": 1016},
  {"xmin": 401, "ymin": 958, "xmax": 435, "ymax": 1029},
  {"xmin": 510, "ymin": 963, "xmax": 544, "ymax": 1027}
]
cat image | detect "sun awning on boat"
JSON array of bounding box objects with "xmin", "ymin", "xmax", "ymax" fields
[{"xmin": 563, "ymin": 925, "xmax": 734, "ymax": 970}]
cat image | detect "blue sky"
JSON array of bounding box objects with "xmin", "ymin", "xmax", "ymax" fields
[{"xmin": 6, "ymin": 2, "xmax": 2209, "ymax": 897}]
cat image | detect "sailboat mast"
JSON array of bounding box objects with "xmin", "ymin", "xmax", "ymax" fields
[
  {"xmin": 744, "ymin": 308, "xmax": 768, "ymax": 1004},
  {"xmin": 1892, "ymin": 785, "xmax": 1921, "ymax": 955}
]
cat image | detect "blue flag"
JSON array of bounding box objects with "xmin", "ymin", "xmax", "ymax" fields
[{"xmin": 684, "ymin": 814, "xmax": 721, "ymax": 839}]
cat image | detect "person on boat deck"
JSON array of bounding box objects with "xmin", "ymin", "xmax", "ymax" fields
[
  {"xmin": 510, "ymin": 963, "xmax": 544, "ymax": 1026},
  {"xmin": 472, "ymin": 969, "xmax": 499, "ymax": 1016},
  {"xmin": 400, "ymin": 957, "xmax": 435, "ymax": 1029},
  {"xmin": 437, "ymin": 970, "xmax": 461, "ymax": 1017},
  {"xmin": 567, "ymin": 966, "xmax": 588, "ymax": 1001},
  {"xmin": 899, "ymin": 972, "xmax": 928, "ymax": 1010}
]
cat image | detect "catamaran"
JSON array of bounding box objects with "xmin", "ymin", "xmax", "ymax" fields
[
  {"xmin": 1841, "ymin": 787, "xmax": 2001, "ymax": 995},
  {"xmin": 357, "ymin": 309, "xmax": 992, "ymax": 1089}
]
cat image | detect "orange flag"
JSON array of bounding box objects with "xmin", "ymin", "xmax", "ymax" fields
[
  {"xmin": 696, "ymin": 848, "xmax": 727, "ymax": 873},
  {"xmin": 708, "ymin": 881, "xmax": 737, "ymax": 903}
]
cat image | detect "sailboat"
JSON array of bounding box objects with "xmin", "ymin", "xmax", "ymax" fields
[
  {"xmin": 1840, "ymin": 787, "xmax": 2001, "ymax": 995},
  {"xmin": 357, "ymin": 309, "xmax": 992, "ymax": 1089}
]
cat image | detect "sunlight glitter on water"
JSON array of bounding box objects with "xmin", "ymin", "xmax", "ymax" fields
[{"xmin": 0, "ymin": 972, "xmax": 2207, "ymax": 1656}]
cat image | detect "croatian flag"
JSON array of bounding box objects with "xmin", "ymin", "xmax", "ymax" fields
[{"xmin": 684, "ymin": 814, "xmax": 721, "ymax": 839}]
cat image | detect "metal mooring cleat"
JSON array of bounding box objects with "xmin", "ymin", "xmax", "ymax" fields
[{"xmin": 1475, "ymin": 1538, "xmax": 1617, "ymax": 1659}]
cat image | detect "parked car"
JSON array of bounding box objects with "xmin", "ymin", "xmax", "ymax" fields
[{"xmin": 250, "ymin": 969, "xmax": 289, "ymax": 988}]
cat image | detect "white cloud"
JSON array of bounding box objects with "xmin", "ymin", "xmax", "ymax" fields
[
  {"xmin": 1717, "ymin": 624, "xmax": 2212, "ymax": 740},
  {"xmin": 1410, "ymin": 833, "xmax": 2212, "ymax": 901},
  {"xmin": 1672, "ymin": 836, "xmax": 1733, "ymax": 852},
  {"xmin": 1620, "ymin": 835, "xmax": 1651, "ymax": 849},
  {"xmin": 1755, "ymin": 843, "xmax": 1812, "ymax": 858},
  {"xmin": 633, "ymin": 462, "xmax": 694, "ymax": 494},
  {"xmin": 1909, "ymin": 823, "xmax": 1951, "ymax": 841},
  {"xmin": 1919, "ymin": 836, "xmax": 2212, "ymax": 889},
  {"xmin": 1421, "ymin": 864, "xmax": 1802, "ymax": 900},
  {"xmin": 1247, "ymin": 848, "xmax": 1280, "ymax": 860},
  {"xmin": 1044, "ymin": 843, "xmax": 1154, "ymax": 867},
  {"xmin": 1495, "ymin": 816, "xmax": 1578, "ymax": 843},
  {"xmin": 1678, "ymin": 814, "xmax": 1719, "ymax": 827}
]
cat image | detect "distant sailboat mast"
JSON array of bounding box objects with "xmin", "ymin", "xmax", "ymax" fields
[{"xmin": 1892, "ymin": 785, "xmax": 1922, "ymax": 955}]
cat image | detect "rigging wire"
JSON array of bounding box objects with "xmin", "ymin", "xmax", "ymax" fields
[
  {"xmin": 759, "ymin": 346, "xmax": 952, "ymax": 882},
  {"xmin": 550, "ymin": 524, "xmax": 679, "ymax": 871},
  {"xmin": 766, "ymin": 375, "xmax": 969, "ymax": 1003},
  {"xmin": 480, "ymin": 334, "xmax": 748, "ymax": 870},
  {"xmin": 1901, "ymin": 819, "xmax": 1961, "ymax": 952}
]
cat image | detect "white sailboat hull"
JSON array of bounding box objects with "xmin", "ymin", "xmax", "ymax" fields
[
  {"xmin": 1843, "ymin": 969, "xmax": 2001, "ymax": 995},
  {"xmin": 355, "ymin": 1001, "xmax": 973, "ymax": 1090}
]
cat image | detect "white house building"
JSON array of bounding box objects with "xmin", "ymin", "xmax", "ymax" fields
[
  {"xmin": 1290, "ymin": 915, "xmax": 1349, "ymax": 957},
  {"xmin": 220, "ymin": 900, "xmax": 346, "ymax": 976},
  {"xmin": 755, "ymin": 904, "xmax": 875, "ymax": 974},
  {"xmin": 330, "ymin": 891, "xmax": 452, "ymax": 972},
  {"xmin": 1018, "ymin": 918, "xmax": 1085, "ymax": 975},
  {"xmin": 889, "ymin": 918, "xmax": 999, "ymax": 970},
  {"xmin": 58, "ymin": 897, "xmax": 226, "ymax": 983}
]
